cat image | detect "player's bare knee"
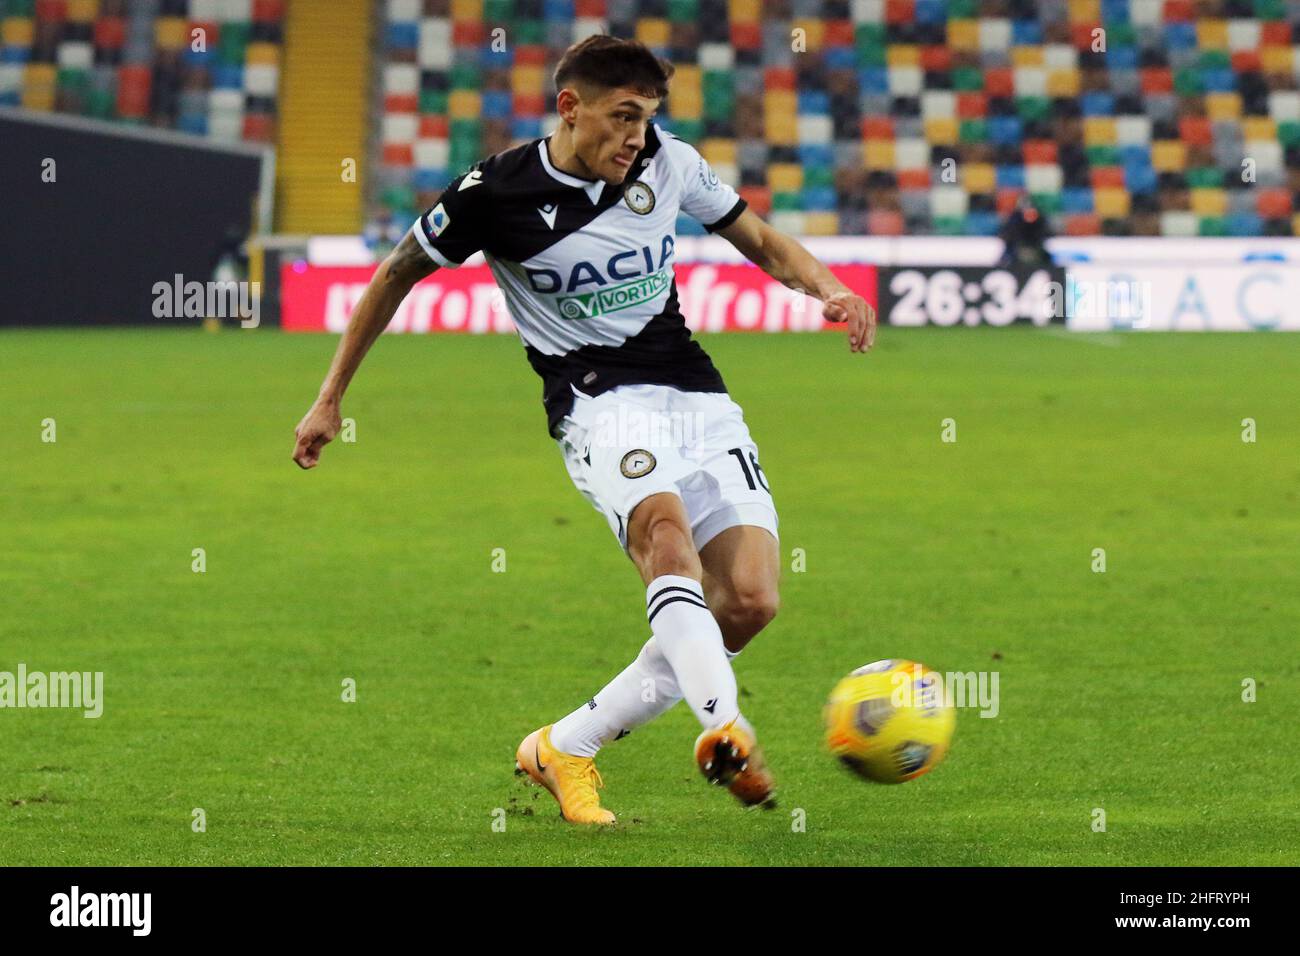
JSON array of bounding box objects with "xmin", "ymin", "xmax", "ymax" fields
[
  {"xmin": 629, "ymin": 503, "xmax": 700, "ymax": 581},
  {"xmin": 717, "ymin": 586, "xmax": 779, "ymax": 641},
  {"xmin": 645, "ymin": 519, "xmax": 700, "ymax": 579}
]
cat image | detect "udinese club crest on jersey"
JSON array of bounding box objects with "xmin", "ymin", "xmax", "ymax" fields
[{"xmin": 623, "ymin": 181, "xmax": 655, "ymax": 215}]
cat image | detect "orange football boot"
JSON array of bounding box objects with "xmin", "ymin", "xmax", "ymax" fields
[{"xmin": 515, "ymin": 725, "xmax": 616, "ymax": 825}]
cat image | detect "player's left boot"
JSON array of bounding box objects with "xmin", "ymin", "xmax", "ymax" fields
[
  {"xmin": 514, "ymin": 725, "xmax": 616, "ymax": 825},
  {"xmin": 694, "ymin": 718, "xmax": 776, "ymax": 807}
]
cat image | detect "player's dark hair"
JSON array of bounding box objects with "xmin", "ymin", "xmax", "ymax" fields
[{"xmin": 553, "ymin": 35, "xmax": 674, "ymax": 100}]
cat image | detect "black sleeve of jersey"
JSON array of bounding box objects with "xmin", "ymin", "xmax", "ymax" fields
[
  {"xmin": 413, "ymin": 165, "xmax": 489, "ymax": 266},
  {"xmin": 703, "ymin": 197, "xmax": 748, "ymax": 234}
]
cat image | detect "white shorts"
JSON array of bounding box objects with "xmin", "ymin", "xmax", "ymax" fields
[{"xmin": 555, "ymin": 383, "xmax": 779, "ymax": 552}]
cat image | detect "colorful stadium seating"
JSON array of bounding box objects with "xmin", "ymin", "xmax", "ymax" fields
[
  {"xmin": 5, "ymin": 0, "xmax": 1299, "ymax": 238},
  {"xmin": 0, "ymin": 0, "xmax": 285, "ymax": 145},
  {"xmin": 372, "ymin": 0, "xmax": 1300, "ymax": 238}
]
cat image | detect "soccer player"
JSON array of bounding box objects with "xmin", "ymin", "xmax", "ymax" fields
[{"xmin": 293, "ymin": 35, "xmax": 875, "ymax": 824}]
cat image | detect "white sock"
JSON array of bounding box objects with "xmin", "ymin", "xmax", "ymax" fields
[
  {"xmin": 645, "ymin": 574, "xmax": 741, "ymax": 730},
  {"xmin": 548, "ymin": 588, "xmax": 751, "ymax": 757},
  {"xmin": 549, "ymin": 636, "xmax": 682, "ymax": 757}
]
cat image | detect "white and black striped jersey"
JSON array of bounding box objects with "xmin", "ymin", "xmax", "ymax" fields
[{"xmin": 408, "ymin": 123, "xmax": 748, "ymax": 436}]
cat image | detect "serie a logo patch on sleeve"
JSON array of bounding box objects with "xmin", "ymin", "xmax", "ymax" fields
[{"xmin": 427, "ymin": 203, "xmax": 451, "ymax": 237}]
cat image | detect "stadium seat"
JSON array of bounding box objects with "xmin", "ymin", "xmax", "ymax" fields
[
  {"xmin": 24, "ymin": 0, "xmax": 1298, "ymax": 238},
  {"xmin": 2, "ymin": 0, "xmax": 283, "ymax": 142}
]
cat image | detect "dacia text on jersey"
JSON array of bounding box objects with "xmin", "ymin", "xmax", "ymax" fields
[{"xmin": 525, "ymin": 236, "xmax": 675, "ymax": 320}]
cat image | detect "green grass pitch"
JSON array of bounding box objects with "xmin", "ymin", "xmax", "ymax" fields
[{"xmin": 2, "ymin": 326, "xmax": 1297, "ymax": 866}]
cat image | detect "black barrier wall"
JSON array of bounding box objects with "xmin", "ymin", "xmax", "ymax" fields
[{"xmin": 0, "ymin": 110, "xmax": 266, "ymax": 327}]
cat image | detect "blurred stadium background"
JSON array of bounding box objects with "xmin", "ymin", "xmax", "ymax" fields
[{"xmin": 4, "ymin": 0, "xmax": 1300, "ymax": 330}]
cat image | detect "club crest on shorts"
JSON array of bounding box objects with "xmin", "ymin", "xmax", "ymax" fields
[
  {"xmin": 620, "ymin": 449, "xmax": 656, "ymax": 478},
  {"xmin": 623, "ymin": 181, "xmax": 655, "ymax": 215}
]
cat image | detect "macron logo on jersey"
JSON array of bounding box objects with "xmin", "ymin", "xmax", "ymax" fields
[
  {"xmin": 538, "ymin": 203, "xmax": 558, "ymax": 230},
  {"xmin": 458, "ymin": 169, "xmax": 483, "ymax": 190}
]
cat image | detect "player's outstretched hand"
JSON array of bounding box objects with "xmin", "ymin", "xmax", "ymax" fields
[
  {"xmin": 822, "ymin": 290, "xmax": 877, "ymax": 353},
  {"xmin": 293, "ymin": 399, "xmax": 342, "ymax": 470}
]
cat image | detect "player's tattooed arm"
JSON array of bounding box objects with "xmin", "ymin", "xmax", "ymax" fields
[
  {"xmin": 292, "ymin": 231, "xmax": 440, "ymax": 469},
  {"xmin": 716, "ymin": 207, "xmax": 876, "ymax": 353},
  {"xmin": 384, "ymin": 229, "xmax": 440, "ymax": 288}
]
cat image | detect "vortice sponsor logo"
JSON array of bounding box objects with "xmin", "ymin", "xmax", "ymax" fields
[{"xmin": 556, "ymin": 269, "xmax": 672, "ymax": 319}]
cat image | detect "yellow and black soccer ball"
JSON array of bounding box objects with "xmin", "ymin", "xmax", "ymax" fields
[{"xmin": 824, "ymin": 659, "xmax": 956, "ymax": 784}]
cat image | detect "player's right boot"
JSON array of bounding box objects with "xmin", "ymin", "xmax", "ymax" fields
[
  {"xmin": 515, "ymin": 725, "xmax": 616, "ymax": 825},
  {"xmin": 694, "ymin": 719, "xmax": 777, "ymax": 808}
]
